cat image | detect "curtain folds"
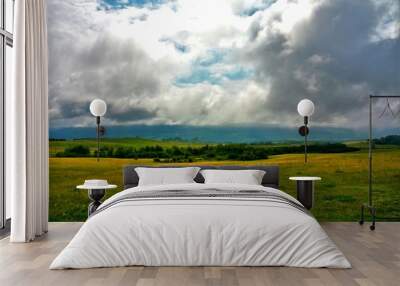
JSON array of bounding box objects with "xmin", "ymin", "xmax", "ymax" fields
[{"xmin": 8, "ymin": 0, "xmax": 49, "ymax": 242}]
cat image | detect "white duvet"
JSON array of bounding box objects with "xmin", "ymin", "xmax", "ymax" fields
[{"xmin": 50, "ymin": 183, "xmax": 351, "ymax": 269}]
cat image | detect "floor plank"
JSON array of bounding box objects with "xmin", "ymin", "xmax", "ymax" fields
[{"xmin": 0, "ymin": 222, "xmax": 399, "ymax": 286}]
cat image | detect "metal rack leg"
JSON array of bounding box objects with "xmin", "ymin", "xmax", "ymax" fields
[
  {"xmin": 370, "ymin": 207, "xmax": 376, "ymax": 231},
  {"xmin": 359, "ymin": 204, "xmax": 364, "ymax": 225},
  {"xmin": 359, "ymin": 204, "xmax": 376, "ymax": 230}
]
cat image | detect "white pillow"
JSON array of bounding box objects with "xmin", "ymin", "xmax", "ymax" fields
[
  {"xmin": 200, "ymin": 169, "xmax": 266, "ymax": 185},
  {"xmin": 135, "ymin": 167, "xmax": 201, "ymax": 186}
]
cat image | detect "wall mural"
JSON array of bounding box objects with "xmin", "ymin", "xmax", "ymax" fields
[{"xmin": 47, "ymin": 0, "xmax": 400, "ymax": 222}]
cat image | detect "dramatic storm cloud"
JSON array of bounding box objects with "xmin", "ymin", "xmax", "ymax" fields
[{"xmin": 47, "ymin": 0, "xmax": 400, "ymax": 128}]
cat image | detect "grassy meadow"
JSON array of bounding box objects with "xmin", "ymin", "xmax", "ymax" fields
[{"xmin": 49, "ymin": 139, "xmax": 400, "ymax": 222}]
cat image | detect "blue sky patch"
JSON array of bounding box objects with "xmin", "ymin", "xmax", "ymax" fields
[
  {"xmin": 195, "ymin": 50, "xmax": 226, "ymax": 67},
  {"xmin": 175, "ymin": 66, "xmax": 253, "ymax": 85},
  {"xmin": 98, "ymin": 0, "xmax": 168, "ymax": 10},
  {"xmin": 239, "ymin": 0, "xmax": 277, "ymax": 17},
  {"xmin": 175, "ymin": 49, "xmax": 253, "ymax": 85},
  {"xmin": 175, "ymin": 68, "xmax": 219, "ymax": 85},
  {"xmin": 224, "ymin": 67, "xmax": 254, "ymax": 81}
]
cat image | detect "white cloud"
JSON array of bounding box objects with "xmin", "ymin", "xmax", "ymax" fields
[{"xmin": 47, "ymin": 0, "xmax": 400, "ymax": 129}]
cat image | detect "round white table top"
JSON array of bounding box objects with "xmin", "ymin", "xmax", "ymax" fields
[
  {"xmin": 289, "ymin": 176, "xmax": 321, "ymax": 181},
  {"xmin": 76, "ymin": 184, "xmax": 117, "ymax": 190}
]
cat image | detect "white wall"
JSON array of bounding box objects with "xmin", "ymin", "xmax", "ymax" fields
[{"xmin": 5, "ymin": 44, "xmax": 13, "ymax": 220}]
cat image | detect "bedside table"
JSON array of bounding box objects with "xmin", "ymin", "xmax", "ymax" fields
[
  {"xmin": 289, "ymin": 177, "xmax": 321, "ymax": 210},
  {"xmin": 77, "ymin": 180, "xmax": 117, "ymax": 216}
]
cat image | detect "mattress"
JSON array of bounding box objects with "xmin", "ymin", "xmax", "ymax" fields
[{"xmin": 50, "ymin": 183, "xmax": 351, "ymax": 269}]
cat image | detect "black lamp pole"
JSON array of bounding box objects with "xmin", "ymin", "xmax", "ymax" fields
[
  {"xmin": 96, "ymin": 116, "xmax": 100, "ymax": 162},
  {"xmin": 298, "ymin": 117, "xmax": 310, "ymax": 164},
  {"xmin": 304, "ymin": 116, "xmax": 308, "ymax": 163},
  {"xmin": 90, "ymin": 99, "xmax": 107, "ymax": 162}
]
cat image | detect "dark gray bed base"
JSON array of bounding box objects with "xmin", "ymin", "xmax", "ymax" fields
[{"xmin": 123, "ymin": 165, "xmax": 279, "ymax": 190}]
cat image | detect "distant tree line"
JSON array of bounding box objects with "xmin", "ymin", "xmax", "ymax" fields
[
  {"xmin": 373, "ymin": 135, "xmax": 400, "ymax": 145},
  {"xmin": 58, "ymin": 145, "xmax": 91, "ymax": 157},
  {"xmin": 56, "ymin": 143, "xmax": 359, "ymax": 162}
]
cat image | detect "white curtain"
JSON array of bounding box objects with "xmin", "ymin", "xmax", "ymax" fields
[{"xmin": 7, "ymin": 0, "xmax": 49, "ymax": 242}]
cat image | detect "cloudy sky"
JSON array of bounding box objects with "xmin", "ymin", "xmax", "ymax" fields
[{"xmin": 47, "ymin": 0, "xmax": 400, "ymax": 129}]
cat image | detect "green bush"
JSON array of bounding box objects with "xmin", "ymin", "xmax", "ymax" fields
[{"xmin": 57, "ymin": 145, "xmax": 90, "ymax": 157}]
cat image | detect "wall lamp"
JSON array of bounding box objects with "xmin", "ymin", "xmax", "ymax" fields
[
  {"xmin": 90, "ymin": 99, "xmax": 107, "ymax": 162},
  {"xmin": 297, "ymin": 99, "xmax": 315, "ymax": 163}
]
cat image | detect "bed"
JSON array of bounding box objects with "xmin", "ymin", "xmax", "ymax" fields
[{"xmin": 50, "ymin": 165, "xmax": 350, "ymax": 269}]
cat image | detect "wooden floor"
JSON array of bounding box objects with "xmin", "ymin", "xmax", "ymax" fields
[{"xmin": 0, "ymin": 222, "xmax": 399, "ymax": 286}]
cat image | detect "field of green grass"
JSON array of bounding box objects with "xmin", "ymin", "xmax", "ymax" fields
[{"xmin": 49, "ymin": 147, "xmax": 400, "ymax": 222}]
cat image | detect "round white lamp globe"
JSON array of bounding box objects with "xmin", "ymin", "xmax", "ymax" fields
[
  {"xmin": 297, "ymin": 99, "xmax": 315, "ymax": 117},
  {"xmin": 90, "ymin": 99, "xmax": 107, "ymax": 117}
]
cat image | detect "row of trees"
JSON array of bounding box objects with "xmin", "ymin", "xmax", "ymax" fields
[
  {"xmin": 373, "ymin": 135, "xmax": 400, "ymax": 145},
  {"xmin": 56, "ymin": 143, "xmax": 359, "ymax": 162}
]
